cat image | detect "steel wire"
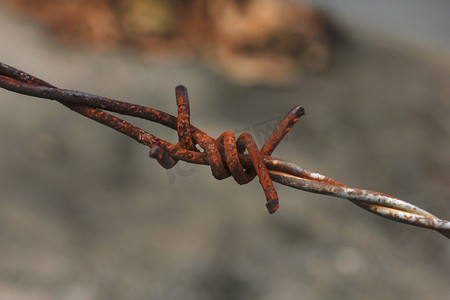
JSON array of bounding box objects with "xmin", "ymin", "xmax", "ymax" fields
[{"xmin": 0, "ymin": 61, "xmax": 448, "ymax": 239}]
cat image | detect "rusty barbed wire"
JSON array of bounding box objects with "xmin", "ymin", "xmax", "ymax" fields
[{"xmin": 0, "ymin": 61, "xmax": 449, "ymax": 238}]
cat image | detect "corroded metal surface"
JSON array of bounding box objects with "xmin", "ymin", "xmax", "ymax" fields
[
  {"xmin": 1, "ymin": 61, "xmax": 449, "ymax": 238},
  {"xmin": 269, "ymin": 171, "xmax": 450, "ymax": 238}
]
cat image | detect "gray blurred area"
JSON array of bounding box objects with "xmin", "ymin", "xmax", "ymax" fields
[
  {"xmin": 308, "ymin": 0, "xmax": 450, "ymax": 50},
  {"xmin": 0, "ymin": 1, "xmax": 449, "ymax": 299}
]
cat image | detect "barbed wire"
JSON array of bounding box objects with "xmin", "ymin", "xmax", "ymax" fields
[{"xmin": 0, "ymin": 61, "xmax": 449, "ymax": 239}]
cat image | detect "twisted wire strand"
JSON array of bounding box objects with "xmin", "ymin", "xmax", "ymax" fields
[{"xmin": 1, "ymin": 61, "xmax": 449, "ymax": 238}]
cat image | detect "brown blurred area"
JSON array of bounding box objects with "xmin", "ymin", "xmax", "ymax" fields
[
  {"xmin": 3, "ymin": 0, "xmax": 336, "ymax": 85},
  {"xmin": 0, "ymin": 0, "xmax": 449, "ymax": 299}
]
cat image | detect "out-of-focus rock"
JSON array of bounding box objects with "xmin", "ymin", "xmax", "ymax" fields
[
  {"xmin": 5, "ymin": 0, "xmax": 120, "ymax": 50},
  {"xmin": 208, "ymin": 0, "xmax": 335, "ymax": 84},
  {"xmin": 4, "ymin": 0, "xmax": 338, "ymax": 85}
]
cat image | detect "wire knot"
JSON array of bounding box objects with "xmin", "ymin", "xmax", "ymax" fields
[{"xmin": 149, "ymin": 85, "xmax": 305, "ymax": 214}]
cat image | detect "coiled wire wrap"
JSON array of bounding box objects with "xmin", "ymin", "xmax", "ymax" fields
[{"xmin": 150, "ymin": 85, "xmax": 304, "ymax": 213}]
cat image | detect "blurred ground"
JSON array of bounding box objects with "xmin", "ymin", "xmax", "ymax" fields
[{"xmin": 0, "ymin": 1, "xmax": 449, "ymax": 300}]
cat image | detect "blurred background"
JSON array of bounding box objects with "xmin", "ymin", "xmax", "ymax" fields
[{"xmin": 0, "ymin": 0, "xmax": 449, "ymax": 299}]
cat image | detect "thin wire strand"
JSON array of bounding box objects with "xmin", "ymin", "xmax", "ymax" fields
[{"xmin": 0, "ymin": 61, "xmax": 448, "ymax": 238}]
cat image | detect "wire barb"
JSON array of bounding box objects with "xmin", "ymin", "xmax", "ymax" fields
[{"xmin": 0, "ymin": 61, "xmax": 449, "ymax": 238}]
